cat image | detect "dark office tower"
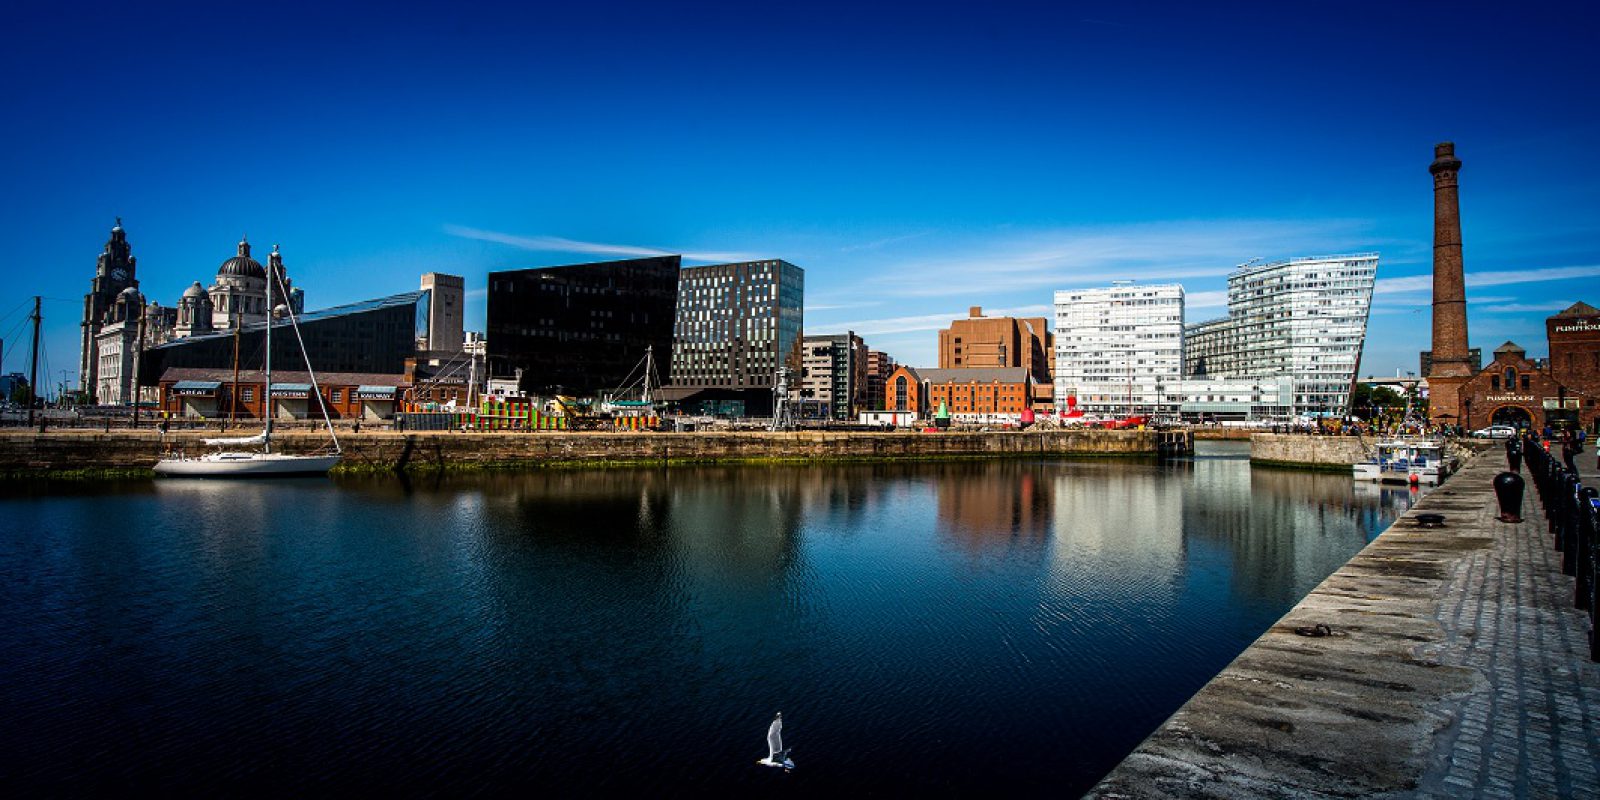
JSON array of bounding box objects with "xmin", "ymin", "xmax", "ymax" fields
[
  {"xmin": 80, "ymin": 218, "xmax": 139, "ymax": 400},
  {"xmin": 487, "ymin": 256, "xmax": 681, "ymax": 396},
  {"xmin": 1427, "ymin": 141, "xmax": 1472, "ymax": 425},
  {"xmin": 667, "ymin": 260, "xmax": 803, "ymax": 416}
]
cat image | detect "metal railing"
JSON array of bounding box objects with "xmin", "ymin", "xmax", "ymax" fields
[{"xmin": 1522, "ymin": 436, "xmax": 1598, "ymax": 661}]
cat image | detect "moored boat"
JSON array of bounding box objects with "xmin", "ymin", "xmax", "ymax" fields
[
  {"xmin": 155, "ymin": 246, "xmax": 341, "ymax": 478},
  {"xmin": 1353, "ymin": 439, "xmax": 1449, "ymax": 486}
]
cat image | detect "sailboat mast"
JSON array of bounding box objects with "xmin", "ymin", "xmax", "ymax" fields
[
  {"xmin": 263, "ymin": 246, "xmax": 273, "ymax": 453},
  {"xmin": 642, "ymin": 345, "xmax": 652, "ymax": 404},
  {"xmin": 230, "ymin": 325, "xmax": 241, "ymax": 424}
]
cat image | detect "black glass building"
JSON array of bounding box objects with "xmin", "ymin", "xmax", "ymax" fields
[
  {"xmin": 140, "ymin": 291, "xmax": 430, "ymax": 384},
  {"xmin": 487, "ymin": 256, "xmax": 681, "ymax": 396}
]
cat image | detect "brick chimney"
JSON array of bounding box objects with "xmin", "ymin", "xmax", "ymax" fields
[{"xmin": 1427, "ymin": 142, "xmax": 1473, "ymax": 426}]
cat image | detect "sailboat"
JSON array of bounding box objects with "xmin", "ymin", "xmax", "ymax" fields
[
  {"xmin": 598, "ymin": 345, "xmax": 660, "ymax": 417},
  {"xmin": 155, "ymin": 246, "xmax": 342, "ymax": 477}
]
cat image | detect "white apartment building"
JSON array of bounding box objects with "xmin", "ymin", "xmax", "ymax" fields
[
  {"xmin": 1183, "ymin": 253, "xmax": 1377, "ymax": 418},
  {"xmin": 1053, "ymin": 282, "xmax": 1185, "ymax": 416}
]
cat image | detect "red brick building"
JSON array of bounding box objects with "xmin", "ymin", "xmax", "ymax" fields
[
  {"xmin": 1449, "ymin": 302, "xmax": 1599, "ymax": 433},
  {"xmin": 884, "ymin": 366, "xmax": 1035, "ymax": 420},
  {"xmin": 157, "ymin": 367, "xmax": 407, "ymax": 421},
  {"xmin": 937, "ymin": 307, "xmax": 1054, "ymax": 385},
  {"xmin": 1549, "ymin": 301, "xmax": 1600, "ymax": 395}
]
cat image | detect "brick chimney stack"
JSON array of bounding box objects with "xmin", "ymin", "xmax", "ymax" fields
[
  {"xmin": 1427, "ymin": 141, "xmax": 1473, "ymax": 426},
  {"xmin": 970, "ymin": 306, "xmax": 983, "ymax": 318}
]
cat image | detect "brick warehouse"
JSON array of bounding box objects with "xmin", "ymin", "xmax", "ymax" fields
[
  {"xmin": 883, "ymin": 366, "xmax": 1036, "ymax": 421},
  {"xmin": 1448, "ymin": 302, "xmax": 1599, "ymax": 433}
]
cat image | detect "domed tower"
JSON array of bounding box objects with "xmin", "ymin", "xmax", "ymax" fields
[
  {"xmin": 175, "ymin": 281, "xmax": 215, "ymax": 338},
  {"xmin": 209, "ymin": 236, "xmax": 268, "ymax": 330},
  {"xmin": 108, "ymin": 285, "xmax": 146, "ymax": 325}
]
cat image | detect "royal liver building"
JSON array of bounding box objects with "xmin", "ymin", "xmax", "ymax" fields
[{"xmin": 1183, "ymin": 254, "xmax": 1378, "ymax": 419}]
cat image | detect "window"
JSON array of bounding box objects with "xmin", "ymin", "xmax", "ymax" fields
[
  {"xmin": 241, "ymin": 387, "xmax": 255, "ymax": 403},
  {"xmin": 1504, "ymin": 367, "xmax": 1517, "ymax": 387},
  {"xmin": 331, "ymin": 389, "xmax": 343, "ymax": 403}
]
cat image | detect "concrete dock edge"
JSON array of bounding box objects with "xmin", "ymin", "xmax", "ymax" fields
[{"xmin": 1089, "ymin": 450, "xmax": 1600, "ymax": 798}]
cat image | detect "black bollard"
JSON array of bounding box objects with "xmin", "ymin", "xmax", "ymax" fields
[
  {"xmin": 1494, "ymin": 471, "xmax": 1525, "ymax": 523},
  {"xmin": 1506, "ymin": 437, "xmax": 1522, "ymax": 473},
  {"xmin": 1561, "ymin": 474, "xmax": 1581, "ymax": 576},
  {"xmin": 1576, "ymin": 487, "xmax": 1597, "ymax": 613}
]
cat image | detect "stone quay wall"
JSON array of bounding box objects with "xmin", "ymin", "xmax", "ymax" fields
[
  {"xmin": 1249, "ymin": 432, "xmax": 1372, "ymax": 470},
  {"xmin": 0, "ymin": 428, "xmax": 1192, "ymax": 476}
]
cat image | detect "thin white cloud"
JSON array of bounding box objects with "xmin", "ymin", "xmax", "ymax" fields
[
  {"xmin": 806, "ymin": 300, "xmax": 882, "ymax": 312},
  {"xmin": 1476, "ymin": 301, "xmax": 1577, "ymax": 314},
  {"xmin": 445, "ymin": 224, "xmax": 757, "ymax": 264},
  {"xmin": 1184, "ymin": 290, "xmax": 1229, "ymax": 310},
  {"xmin": 1375, "ymin": 264, "xmax": 1600, "ymax": 294},
  {"xmin": 839, "ymin": 231, "xmax": 929, "ymax": 253},
  {"xmin": 826, "ymin": 305, "xmax": 1052, "ymax": 337},
  {"xmin": 849, "ymin": 218, "xmax": 1376, "ymax": 299}
]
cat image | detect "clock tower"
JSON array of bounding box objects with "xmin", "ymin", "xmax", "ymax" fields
[{"xmin": 79, "ymin": 218, "xmax": 140, "ymax": 401}]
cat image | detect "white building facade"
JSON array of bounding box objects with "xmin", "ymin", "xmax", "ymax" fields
[
  {"xmin": 1053, "ymin": 282, "xmax": 1185, "ymax": 417},
  {"xmin": 1182, "ymin": 253, "xmax": 1377, "ymax": 419}
]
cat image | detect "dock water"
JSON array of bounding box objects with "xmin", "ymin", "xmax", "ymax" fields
[{"xmin": 1091, "ymin": 449, "xmax": 1600, "ymax": 798}]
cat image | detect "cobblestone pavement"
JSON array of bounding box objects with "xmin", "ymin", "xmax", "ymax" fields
[
  {"xmin": 1092, "ymin": 450, "xmax": 1599, "ymax": 799},
  {"xmin": 1418, "ymin": 457, "xmax": 1600, "ymax": 799}
]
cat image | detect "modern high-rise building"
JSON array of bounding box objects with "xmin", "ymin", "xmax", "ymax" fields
[
  {"xmin": 486, "ymin": 256, "xmax": 681, "ymax": 396},
  {"xmin": 1182, "ymin": 254, "xmax": 1378, "ymax": 417},
  {"xmin": 666, "ymin": 259, "xmax": 803, "ymax": 416},
  {"xmin": 1053, "ymin": 283, "xmax": 1185, "ymax": 416},
  {"xmin": 864, "ymin": 349, "xmax": 897, "ymax": 412},
  {"xmin": 800, "ymin": 331, "xmax": 866, "ymax": 420}
]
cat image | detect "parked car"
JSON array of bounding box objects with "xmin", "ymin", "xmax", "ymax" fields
[{"xmin": 1472, "ymin": 425, "xmax": 1516, "ymax": 439}]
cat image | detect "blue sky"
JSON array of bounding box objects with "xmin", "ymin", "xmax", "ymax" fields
[{"xmin": 2, "ymin": 1, "xmax": 1596, "ymax": 390}]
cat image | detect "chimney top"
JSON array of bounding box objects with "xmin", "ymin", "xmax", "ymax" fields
[{"xmin": 970, "ymin": 306, "xmax": 983, "ymax": 318}]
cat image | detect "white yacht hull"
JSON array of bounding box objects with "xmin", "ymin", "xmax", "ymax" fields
[
  {"xmin": 1353, "ymin": 462, "xmax": 1441, "ymax": 485},
  {"xmin": 154, "ymin": 452, "xmax": 342, "ymax": 477}
]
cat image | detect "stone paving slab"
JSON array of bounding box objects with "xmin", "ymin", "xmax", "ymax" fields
[{"xmin": 1090, "ymin": 451, "xmax": 1599, "ymax": 798}]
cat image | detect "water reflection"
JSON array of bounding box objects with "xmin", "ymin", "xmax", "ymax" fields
[{"xmin": 0, "ymin": 443, "xmax": 1406, "ymax": 795}]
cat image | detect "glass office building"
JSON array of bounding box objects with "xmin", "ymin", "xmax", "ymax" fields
[
  {"xmin": 668, "ymin": 259, "xmax": 803, "ymax": 415},
  {"xmin": 486, "ymin": 256, "xmax": 681, "ymax": 396},
  {"xmin": 141, "ymin": 290, "xmax": 431, "ymax": 384},
  {"xmin": 1182, "ymin": 253, "xmax": 1378, "ymax": 417}
]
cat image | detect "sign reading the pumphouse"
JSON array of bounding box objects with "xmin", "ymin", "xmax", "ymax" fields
[{"xmin": 1552, "ymin": 318, "xmax": 1599, "ymax": 333}]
